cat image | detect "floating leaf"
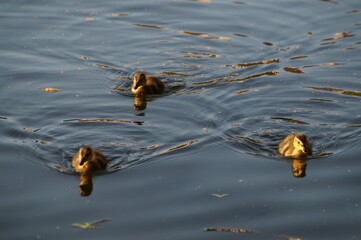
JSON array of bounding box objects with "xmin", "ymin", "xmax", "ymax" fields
[
  {"xmin": 72, "ymin": 219, "xmax": 111, "ymax": 229},
  {"xmin": 72, "ymin": 222, "xmax": 101, "ymax": 229},
  {"xmin": 212, "ymin": 193, "xmax": 229, "ymax": 198},
  {"xmin": 41, "ymin": 87, "xmax": 60, "ymax": 92},
  {"xmin": 83, "ymin": 17, "xmax": 96, "ymax": 21}
]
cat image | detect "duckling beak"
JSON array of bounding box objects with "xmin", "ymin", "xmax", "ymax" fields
[
  {"xmin": 80, "ymin": 151, "xmax": 91, "ymax": 165},
  {"xmin": 133, "ymin": 82, "xmax": 141, "ymax": 90},
  {"xmin": 301, "ymin": 146, "xmax": 306, "ymax": 153}
]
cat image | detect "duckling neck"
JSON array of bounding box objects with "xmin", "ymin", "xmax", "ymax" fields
[{"xmin": 132, "ymin": 85, "xmax": 146, "ymax": 94}]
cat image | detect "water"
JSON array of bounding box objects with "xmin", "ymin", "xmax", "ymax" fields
[{"xmin": 1, "ymin": 0, "xmax": 361, "ymax": 239}]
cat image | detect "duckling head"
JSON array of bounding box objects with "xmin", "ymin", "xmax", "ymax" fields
[
  {"xmin": 293, "ymin": 134, "xmax": 307, "ymax": 153},
  {"xmin": 78, "ymin": 145, "xmax": 93, "ymax": 166},
  {"xmin": 133, "ymin": 72, "xmax": 147, "ymax": 90}
]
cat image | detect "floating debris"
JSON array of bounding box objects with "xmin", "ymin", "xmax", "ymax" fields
[
  {"xmin": 284, "ymin": 67, "xmax": 304, "ymax": 74},
  {"xmin": 262, "ymin": 41, "xmax": 275, "ymax": 46},
  {"xmin": 110, "ymin": 13, "xmax": 129, "ymax": 16},
  {"xmin": 232, "ymin": 90, "xmax": 249, "ymax": 95},
  {"xmin": 321, "ymin": 62, "xmax": 344, "ymax": 66},
  {"xmin": 35, "ymin": 140, "xmax": 50, "ymax": 145},
  {"xmin": 346, "ymin": 10, "xmax": 360, "ymax": 14},
  {"xmin": 79, "ymin": 56, "xmax": 90, "ymax": 60},
  {"xmin": 72, "ymin": 219, "xmax": 111, "ymax": 229},
  {"xmin": 83, "ymin": 17, "xmax": 96, "ymax": 21},
  {"xmin": 212, "ymin": 193, "xmax": 229, "ymax": 198},
  {"xmin": 97, "ymin": 64, "xmax": 118, "ymax": 69},
  {"xmin": 41, "ymin": 88, "xmax": 61, "ymax": 92},
  {"xmin": 290, "ymin": 56, "xmax": 308, "ymax": 60},
  {"xmin": 234, "ymin": 33, "xmax": 248, "ymax": 37},
  {"xmin": 132, "ymin": 24, "xmax": 167, "ymax": 30}
]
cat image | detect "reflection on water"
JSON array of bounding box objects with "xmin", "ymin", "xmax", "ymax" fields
[
  {"xmin": 133, "ymin": 94, "xmax": 147, "ymax": 110},
  {"xmin": 292, "ymin": 159, "xmax": 307, "ymax": 178}
]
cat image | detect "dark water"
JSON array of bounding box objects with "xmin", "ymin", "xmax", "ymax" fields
[{"xmin": 1, "ymin": 0, "xmax": 361, "ymax": 239}]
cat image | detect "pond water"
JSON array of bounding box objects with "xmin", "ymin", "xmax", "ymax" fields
[{"xmin": 1, "ymin": 0, "xmax": 361, "ymax": 239}]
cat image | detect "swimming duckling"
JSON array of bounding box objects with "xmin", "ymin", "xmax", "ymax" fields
[
  {"xmin": 72, "ymin": 145, "xmax": 108, "ymax": 174},
  {"xmin": 278, "ymin": 133, "xmax": 312, "ymax": 158},
  {"xmin": 72, "ymin": 146, "xmax": 108, "ymax": 196},
  {"xmin": 132, "ymin": 72, "xmax": 164, "ymax": 95}
]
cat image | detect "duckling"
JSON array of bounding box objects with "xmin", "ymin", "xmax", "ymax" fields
[
  {"xmin": 72, "ymin": 145, "xmax": 108, "ymax": 174},
  {"xmin": 132, "ymin": 72, "xmax": 164, "ymax": 95},
  {"xmin": 278, "ymin": 133, "xmax": 312, "ymax": 158},
  {"xmin": 72, "ymin": 146, "xmax": 108, "ymax": 196}
]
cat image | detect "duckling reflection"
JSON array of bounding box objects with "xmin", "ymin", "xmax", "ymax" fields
[
  {"xmin": 292, "ymin": 159, "xmax": 307, "ymax": 178},
  {"xmin": 133, "ymin": 94, "xmax": 147, "ymax": 110},
  {"xmin": 132, "ymin": 72, "xmax": 164, "ymax": 95},
  {"xmin": 278, "ymin": 133, "xmax": 312, "ymax": 158},
  {"xmin": 72, "ymin": 146, "xmax": 108, "ymax": 196}
]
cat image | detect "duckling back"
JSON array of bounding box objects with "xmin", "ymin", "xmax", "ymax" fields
[{"xmin": 278, "ymin": 133, "xmax": 312, "ymax": 158}]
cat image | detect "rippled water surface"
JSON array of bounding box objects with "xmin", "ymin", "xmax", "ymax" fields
[{"xmin": 1, "ymin": 0, "xmax": 361, "ymax": 239}]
